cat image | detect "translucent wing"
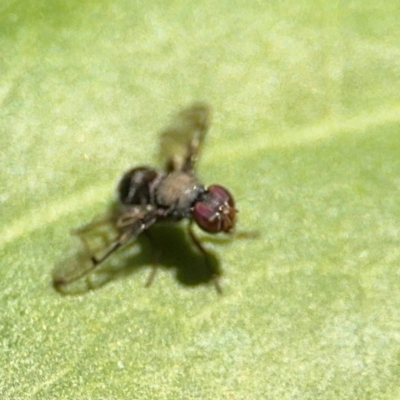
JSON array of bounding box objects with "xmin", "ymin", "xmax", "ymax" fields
[
  {"xmin": 158, "ymin": 102, "xmax": 212, "ymax": 172},
  {"xmin": 53, "ymin": 211, "xmax": 118, "ymax": 288},
  {"xmin": 53, "ymin": 205, "xmax": 159, "ymax": 289}
]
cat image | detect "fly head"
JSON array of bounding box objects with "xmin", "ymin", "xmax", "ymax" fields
[{"xmin": 193, "ymin": 185, "xmax": 237, "ymax": 233}]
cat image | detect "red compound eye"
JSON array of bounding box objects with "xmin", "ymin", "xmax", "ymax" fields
[{"xmin": 193, "ymin": 185, "xmax": 236, "ymax": 233}]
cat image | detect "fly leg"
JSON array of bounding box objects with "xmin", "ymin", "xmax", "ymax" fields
[
  {"xmin": 188, "ymin": 221, "xmax": 222, "ymax": 294},
  {"xmin": 142, "ymin": 230, "xmax": 162, "ymax": 288},
  {"xmin": 80, "ymin": 215, "xmax": 159, "ymax": 290},
  {"xmin": 91, "ymin": 210, "xmax": 160, "ymax": 267}
]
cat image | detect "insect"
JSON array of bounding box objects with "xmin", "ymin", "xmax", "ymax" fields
[{"xmin": 53, "ymin": 102, "xmax": 237, "ymax": 293}]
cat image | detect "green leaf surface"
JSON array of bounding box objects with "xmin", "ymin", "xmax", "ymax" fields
[{"xmin": 2, "ymin": 0, "xmax": 400, "ymax": 398}]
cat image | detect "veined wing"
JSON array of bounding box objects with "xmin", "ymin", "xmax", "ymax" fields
[
  {"xmin": 158, "ymin": 102, "xmax": 212, "ymax": 172},
  {"xmin": 53, "ymin": 204, "xmax": 158, "ymax": 289}
]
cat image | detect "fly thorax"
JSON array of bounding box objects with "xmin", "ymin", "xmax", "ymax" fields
[{"xmin": 156, "ymin": 172, "xmax": 204, "ymax": 216}]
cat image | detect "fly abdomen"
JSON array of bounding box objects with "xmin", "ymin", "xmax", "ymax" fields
[{"xmin": 118, "ymin": 166, "xmax": 165, "ymax": 206}]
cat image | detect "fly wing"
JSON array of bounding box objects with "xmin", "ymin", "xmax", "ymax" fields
[
  {"xmin": 53, "ymin": 210, "xmax": 119, "ymax": 289},
  {"xmin": 53, "ymin": 205, "xmax": 157, "ymax": 289},
  {"xmin": 158, "ymin": 102, "xmax": 212, "ymax": 172}
]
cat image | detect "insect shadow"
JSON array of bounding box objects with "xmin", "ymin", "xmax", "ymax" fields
[{"xmin": 53, "ymin": 223, "xmax": 221, "ymax": 296}]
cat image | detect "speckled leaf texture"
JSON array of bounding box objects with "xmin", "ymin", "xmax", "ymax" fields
[{"xmin": 2, "ymin": 1, "xmax": 400, "ymax": 399}]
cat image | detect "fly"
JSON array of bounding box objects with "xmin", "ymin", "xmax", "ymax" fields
[{"xmin": 53, "ymin": 103, "xmax": 237, "ymax": 293}]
